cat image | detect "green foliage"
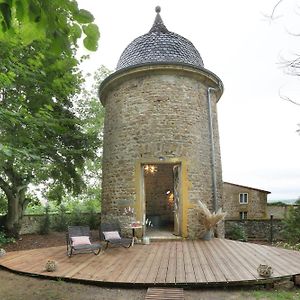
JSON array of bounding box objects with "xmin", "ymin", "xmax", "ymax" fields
[
  {"xmin": 0, "ymin": 190, "xmax": 7, "ymax": 215},
  {"xmin": 275, "ymin": 241, "xmax": 300, "ymax": 251},
  {"xmin": 251, "ymin": 290, "xmax": 300, "ymax": 300},
  {"xmin": 0, "ymin": 37, "xmax": 99, "ymax": 236},
  {"xmin": 39, "ymin": 205, "xmax": 51, "ymax": 235},
  {"xmin": 0, "ymin": 0, "xmax": 100, "ymax": 53},
  {"xmin": 55, "ymin": 198, "xmax": 100, "ymax": 229},
  {"xmin": 0, "ymin": 231, "xmax": 15, "ymax": 246},
  {"xmin": 268, "ymin": 201, "xmax": 288, "ymax": 206},
  {"xmin": 25, "ymin": 203, "xmax": 44, "ymax": 215},
  {"xmin": 86, "ymin": 206, "xmax": 99, "ymax": 230},
  {"xmin": 282, "ymin": 205, "xmax": 300, "ymax": 244},
  {"xmin": 69, "ymin": 205, "xmax": 84, "ymax": 226},
  {"xmin": 226, "ymin": 223, "xmax": 247, "ymax": 242},
  {"xmin": 53, "ymin": 205, "xmax": 68, "ymax": 232}
]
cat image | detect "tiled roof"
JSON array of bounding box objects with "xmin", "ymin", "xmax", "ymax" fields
[{"xmin": 116, "ymin": 6, "xmax": 204, "ymax": 71}]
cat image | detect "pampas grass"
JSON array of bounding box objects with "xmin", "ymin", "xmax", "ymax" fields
[{"xmin": 196, "ymin": 200, "xmax": 226, "ymax": 230}]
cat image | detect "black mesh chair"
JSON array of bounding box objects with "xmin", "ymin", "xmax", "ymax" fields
[
  {"xmin": 66, "ymin": 226, "xmax": 101, "ymax": 257},
  {"xmin": 100, "ymin": 223, "xmax": 132, "ymax": 249}
]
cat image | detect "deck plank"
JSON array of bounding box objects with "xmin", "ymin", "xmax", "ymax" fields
[
  {"xmin": 182, "ymin": 241, "xmax": 196, "ymax": 283},
  {"xmin": 245, "ymin": 242, "xmax": 300, "ymax": 275},
  {"xmin": 186, "ymin": 240, "xmax": 206, "ymax": 282},
  {"xmin": 251, "ymin": 243, "xmax": 300, "ymax": 269},
  {"xmin": 114, "ymin": 246, "xmax": 145, "ymax": 283},
  {"xmin": 2, "ymin": 239, "xmax": 300, "ymax": 287},
  {"xmin": 127, "ymin": 245, "xmax": 150, "ymax": 283},
  {"xmin": 225, "ymin": 240, "xmax": 292, "ymax": 277},
  {"xmin": 145, "ymin": 242, "xmax": 166, "ymax": 283},
  {"xmin": 216, "ymin": 239, "xmax": 258, "ymax": 280},
  {"xmin": 134, "ymin": 243, "xmax": 160, "ymax": 283},
  {"xmin": 155, "ymin": 242, "xmax": 172, "ymax": 284},
  {"xmin": 204, "ymin": 239, "xmax": 239, "ymax": 282},
  {"xmin": 175, "ymin": 241, "xmax": 186, "ymax": 283},
  {"xmin": 165, "ymin": 241, "xmax": 177, "ymax": 284},
  {"xmin": 88, "ymin": 248, "xmax": 124, "ymax": 280},
  {"xmin": 201, "ymin": 241, "xmax": 226, "ymax": 282},
  {"xmin": 193, "ymin": 240, "xmax": 216, "ymax": 282},
  {"xmin": 222, "ymin": 240, "xmax": 270, "ymax": 277},
  {"xmin": 94, "ymin": 249, "xmax": 130, "ymax": 282}
]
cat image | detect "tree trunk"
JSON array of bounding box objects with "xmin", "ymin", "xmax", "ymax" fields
[
  {"xmin": 0, "ymin": 166, "xmax": 30, "ymax": 238},
  {"xmin": 4, "ymin": 187, "xmax": 27, "ymax": 238}
]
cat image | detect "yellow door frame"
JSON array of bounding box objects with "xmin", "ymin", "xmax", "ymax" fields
[{"xmin": 134, "ymin": 158, "xmax": 189, "ymax": 238}]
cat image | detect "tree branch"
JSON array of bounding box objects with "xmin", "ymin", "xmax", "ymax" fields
[
  {"xmin": 270, "ymin": 0, "xmax": 284, "ymax": 20},
  {"xmin": 0, "ymin": 176, "xmax": 12, "ymax": 197},
  {"xmin": 279, "ymin": 89, "xmax": 300, "ymax": 106}
]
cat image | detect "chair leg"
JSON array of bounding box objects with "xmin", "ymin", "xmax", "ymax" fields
[
  {"xmin": 93, "ymin": 248, "xmax": 101, "ymax": 255},
  {"xmin": 67, "ymin": 246, "xmax": 73, "ymax": 257}
]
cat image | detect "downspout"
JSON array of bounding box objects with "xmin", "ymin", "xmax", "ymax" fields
[{"xmin": 207, "ymin": 87, "xmax": 218, "ymax": 212}]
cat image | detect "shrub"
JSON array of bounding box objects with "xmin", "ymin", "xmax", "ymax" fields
[
  {"xmin": 226, "ymin": 223, "xmax": 247, "ymax": 241},
  {"xmin": 39, "ymin": 205, "xmax": 51, "ymax": 235},
  {"xmin": 0, "ymin": 231, "xmax": 15, "ymax": 246},
  {"xmin": 69, "ymin": 206, "xmax": 85, "ymax": 226},
  {"xmin": 268, "ymin": 201, "xmax": 287, "ymax": 206},
  {"xmin": 54, "ymin": 204, "xmax": 69, "ymax": 232},
  {"xmin": 275, "ymin": 241, "xmax": 300, "ymax": 251},
  {"xmin": 25, "ymin": 203, "xmax": 45, "ymax": 215},
  {"xmin": 86, "ymin": 206, "xmax": 100, "ymax": 230},
  {"xmin": 282, "ymin": 204, "xmax": 300, "ymax": 244}
]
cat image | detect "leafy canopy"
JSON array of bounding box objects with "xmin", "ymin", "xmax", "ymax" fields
[
  {"xmin": 0, "ymin": 40, "xmax": 98, "ymax": 203},
  {"xmin": 0, "ymin": 0, "xmax": 100, "ymax": 53},
  {"xmin": 282, "ymin": 204, "xmax": 300, "ymax": 244}
]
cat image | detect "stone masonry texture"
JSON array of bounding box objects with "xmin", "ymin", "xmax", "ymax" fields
[
  {"xmin": 223, "ymin": 182, "xmax": 269, "ymax": 220},
  {"xmin": 100, "ymin": 65, "xmax": 223, "ymax": 238}
]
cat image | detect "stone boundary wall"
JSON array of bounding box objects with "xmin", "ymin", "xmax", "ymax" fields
[
  {"xmin": 225, "ymin": 219, "xmax": 284, "ymax": 241},
  {"xmin": 20, "ymin": 213, "xmax": 101, "ymax": 235},
  {"xmin": 266, "ymin": 204, "xmax": 299, "ymax": 220},
  {"xmin": 20, "ymin": 214, "xmax": 284, "ymax": 241}
]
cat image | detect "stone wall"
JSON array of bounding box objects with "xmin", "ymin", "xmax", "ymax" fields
[
  {"xmin": 20, "ymin": 213, "xmax": 101, "ymax": 235},
  {"xmin": 223, "ymin": 182, "xmax": 269, "ymax": 220},
  {"xmin": 100, "ymin": 65, "xmax": 223, "ymax": 238},
  {"xmin": 266, "ymin": 204, "xmax": 299, "ymax": 219},
  {"xmin": 225, "ymin": 219, "xmax": 284, "ymax": 241}
]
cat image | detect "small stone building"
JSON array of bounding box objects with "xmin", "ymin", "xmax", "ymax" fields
[
  {"xmin": 223, "ymin": 182, "xmax": 270, "ymax": 220},
  {"xmin": 99, "ymin": 7, "xmax": 224, "ymax": 238}
]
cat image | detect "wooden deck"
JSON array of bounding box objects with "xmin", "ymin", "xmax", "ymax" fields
[{"xmin": 1, "ymin": 239, "xmax": 300, "ymax": 288}]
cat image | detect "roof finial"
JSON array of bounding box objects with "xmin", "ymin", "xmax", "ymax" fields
[{"xmin": 149, "ymin": 6, "xmax": 168, "ymax": 34}]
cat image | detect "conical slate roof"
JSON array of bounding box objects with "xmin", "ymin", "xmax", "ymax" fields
[{"xmin": 116, "ymin": 6, "xmax": 204, "ymax": 71}]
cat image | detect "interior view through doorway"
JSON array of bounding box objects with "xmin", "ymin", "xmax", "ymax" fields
[{"xmin": 143, "ymin": 163, "xmax": 181, "ymax": 239}]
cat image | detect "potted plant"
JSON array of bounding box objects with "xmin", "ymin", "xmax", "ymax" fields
[{"xmin": 196, "ymin": 201, "xmax": 226, "ymax": 240}]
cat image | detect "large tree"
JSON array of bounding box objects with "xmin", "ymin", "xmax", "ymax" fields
[
  {"xmin": 69, "ymin": 66, "xmax": 111, "ymax": 206},
  {"xmin": 0, "ymin": 0, "xmax": 100, "ymax": 237}
]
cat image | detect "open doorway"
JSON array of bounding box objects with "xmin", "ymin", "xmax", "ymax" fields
[{"xmin": 143, "ymin": 163, "xmax": 181, "ymax": 238}]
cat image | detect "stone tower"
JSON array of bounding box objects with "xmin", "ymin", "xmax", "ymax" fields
[{"xmin": 99, "ymin": 7, "xmax": 224, "ymax": 238}]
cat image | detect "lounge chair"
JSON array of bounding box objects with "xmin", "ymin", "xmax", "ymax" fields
[
  {"xmin": 100, "ymin": 222, "xmax": 132, "ymax": 249},
  {"xmin": 66, "ymin": 226, "xmax": 102, "ymax": 257}
]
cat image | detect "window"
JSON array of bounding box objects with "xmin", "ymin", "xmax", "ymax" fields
[
  {"xmin": 239, "ymin": 193, "xmax": 248, "ymax": 204},
  {"xmin": 239, "ymin": 211, "xmax": 248, "ymax": 220}
]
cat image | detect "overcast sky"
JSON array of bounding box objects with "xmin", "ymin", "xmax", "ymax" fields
[{"xmin": 78, "ymin": 0, "xmax": 300, "ymax": 201}]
